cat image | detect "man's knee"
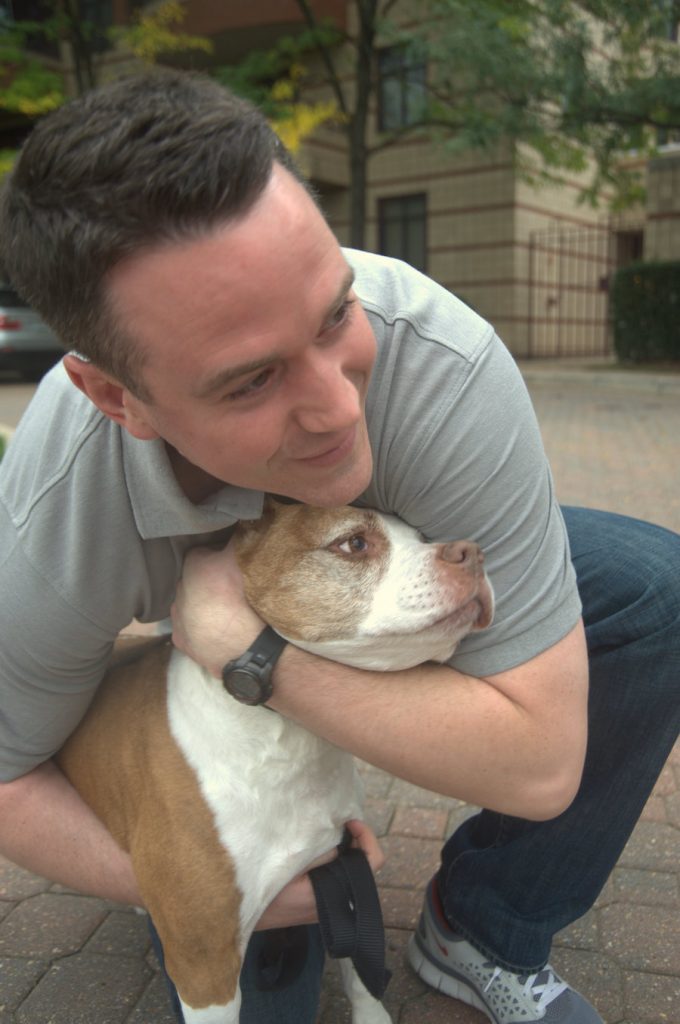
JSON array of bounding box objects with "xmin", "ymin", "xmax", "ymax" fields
[{"xmin": 562, "ymin": 506, "xmax": 680, "ymax": 639}]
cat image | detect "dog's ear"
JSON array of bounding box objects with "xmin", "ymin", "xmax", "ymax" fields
[{"xmin": 233, "ymin": 500, "xmax": 279, "ymax": 554}]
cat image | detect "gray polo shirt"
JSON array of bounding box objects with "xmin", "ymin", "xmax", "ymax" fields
[{"xmin": 0, "ymin": 250, "xmax": 581, "ymax": 781}]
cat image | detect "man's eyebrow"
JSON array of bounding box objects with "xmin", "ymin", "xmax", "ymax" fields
[
  {"xmin": 193, "ymin": 354, "xmax": 277, "ymax": 399},
  {"xmin": 193, "ymin": 265, "xmax": 356, "ymax": 400}
]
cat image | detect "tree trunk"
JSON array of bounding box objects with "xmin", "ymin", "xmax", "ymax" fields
[
  {"xmin": 347, "ymin": 0, "xmax": 378, "ymax": 250},
  {"xmin": 61, "ymin": 0, "xmax": 96, "ymax": 95}
]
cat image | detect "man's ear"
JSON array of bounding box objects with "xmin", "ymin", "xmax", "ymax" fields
[{"xmin": 63, "ymin": 353, "xmax": 160, "ymax": 440}]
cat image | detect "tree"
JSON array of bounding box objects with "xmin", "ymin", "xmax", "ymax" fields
[
  {"xmin": 407, "ymin": 0, "xmax": 680, "ymax": 205},
  {"xmin": 213, "ymin": 29, "xmax": 342, "ymax": 155},
  {"xmin": 0, "ymin": 2, "xmax": 213, "ymax": 177},
  {"xmin": 1, "ymin": 2, "xmax": 330, "ymax": 177},
  {"xmin": 233, "ymin": 0, "xmax": 680, "ymax": 248},
  {"xmin": 110, "ymin": 1, "xmax": 213, "ymax": 66},
  {"xmin": 0, "ymin": 19, "xmax": 64, "ymax": 117}
]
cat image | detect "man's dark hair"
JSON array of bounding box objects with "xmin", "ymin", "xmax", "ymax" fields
[{"xmin": 0, "ymin": 70, "xmax": 305, "ymax": 396}]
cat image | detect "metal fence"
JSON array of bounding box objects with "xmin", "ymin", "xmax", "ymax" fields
[{"xmin": 527, "ymin": 223, "xmax": 629, "ymax": 358}]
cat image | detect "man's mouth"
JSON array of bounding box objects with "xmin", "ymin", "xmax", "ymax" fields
[{"xmin": 294, "ymin": 427, "xmax": 357, "ymax": 467}]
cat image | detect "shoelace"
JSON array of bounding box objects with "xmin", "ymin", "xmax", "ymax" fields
[{"xmin": 484, "ymin": 965, "xmax": 568, "ymax": 1010}]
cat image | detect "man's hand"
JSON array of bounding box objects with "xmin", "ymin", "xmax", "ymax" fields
[
  {"xmin": 171, "ymin": 542, "xmax": 263, "ymax": 676},
  {"xmin": 255, "ymin": 820, "xmax": 385, "ymax": 931}
]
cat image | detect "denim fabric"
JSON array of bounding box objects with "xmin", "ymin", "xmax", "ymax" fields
[
  {"xmin": 438, "ymin": 507, "xmax": 680, "ymax": 971},
  {"xmin": 148, "ymin": 919, "xmax": 324, "ymax": 1023}
]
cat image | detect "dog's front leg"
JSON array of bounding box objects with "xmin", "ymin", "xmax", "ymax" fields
[
  {"xmin": 179, "ymin": 992, "xmax": 241, "ymax": 1024},
  {"xmin": 339, "ymin": 960, "xmax": 392, "ymax": 1024}
]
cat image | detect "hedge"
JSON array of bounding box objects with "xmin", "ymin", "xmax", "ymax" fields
[{"xmin": 610, "ymin": 260, "xmax": 680, "ymax": 363}]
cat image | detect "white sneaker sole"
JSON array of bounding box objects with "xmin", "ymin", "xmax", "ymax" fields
[{"xmin": 407, "ymin": 933, "xmax": 497, "ymax": 1023}]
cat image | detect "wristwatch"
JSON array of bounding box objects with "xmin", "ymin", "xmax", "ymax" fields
[{"xmin": 221, "ymin": 626, "xmax": 287, "ymax": 705}]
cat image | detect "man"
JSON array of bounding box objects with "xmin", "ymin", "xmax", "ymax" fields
[{"xmin": 0, "ymin": 70, "xmax": 677, "ymax": 1024}]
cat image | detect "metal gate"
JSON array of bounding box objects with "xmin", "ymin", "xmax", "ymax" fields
[{"xmin": 527, "ymin": 224, "xmax": 615, "ymax": 358}]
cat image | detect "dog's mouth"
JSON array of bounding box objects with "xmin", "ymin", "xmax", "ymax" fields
[
  {"xmin": 426, "ymin": 581, "xmax": 494, "ymax": 634},
  {"xmin": 373, "ymin": 580, "xmax": 494, "ymax": 642}
]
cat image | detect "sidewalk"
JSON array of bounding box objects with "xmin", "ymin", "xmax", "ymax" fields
[{"xmin": 1, "ymin": 364, "xmax": 678, "ymax": 1023}]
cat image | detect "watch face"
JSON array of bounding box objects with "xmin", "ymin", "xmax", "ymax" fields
[{"xmin": 226, "ymin": 667, "xmax": 267, "ymax": 706}]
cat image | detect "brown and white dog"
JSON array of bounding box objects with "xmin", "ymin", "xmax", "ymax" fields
[{"xmin": 57, "ymin": 502, "xmax": 493, "ymax": 1024}]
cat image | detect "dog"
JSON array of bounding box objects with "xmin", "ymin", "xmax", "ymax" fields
[{"xmin": 56, "ymin": 501, "xmax": 493, "ymax": 1024}]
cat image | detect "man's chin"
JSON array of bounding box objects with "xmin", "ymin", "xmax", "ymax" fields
[{"xmin": 287, "ymin": 460, "xmax": 373, "ymax": 509}]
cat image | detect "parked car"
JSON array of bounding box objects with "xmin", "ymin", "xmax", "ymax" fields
[{"xmin": 0, "ymin": 282, "xmax": 64, "ymax": 380}]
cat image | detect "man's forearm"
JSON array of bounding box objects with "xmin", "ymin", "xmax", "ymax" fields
[
  {"xmin": 0, "ymin": 761, "xmax": 386, "ymax": 933},
  {"xmin": 268, "ymin": 622, "xmax": 589, "ymax": 821},
  {"xmin": 0, "ymin": 759, "xmax": 143, "ymax": 904}
]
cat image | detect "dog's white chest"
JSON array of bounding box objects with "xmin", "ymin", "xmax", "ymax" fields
[{"xmin": 165, "ymin": 650, "xmax": 363, "ymax": 933}]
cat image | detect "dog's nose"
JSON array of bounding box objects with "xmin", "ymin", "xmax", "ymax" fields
[{"xmin": 440, "ymin": 540, "xmax": 483, "ymax": 569}]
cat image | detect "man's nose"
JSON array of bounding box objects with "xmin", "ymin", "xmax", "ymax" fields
[{"xmin": 293, "ymin": 358, "xmax": 362, "ymax": 433}]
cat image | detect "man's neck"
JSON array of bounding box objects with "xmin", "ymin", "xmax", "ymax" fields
[{"xmin": 166, "ymin": 445, "xmax": 224, "ymax": 504}]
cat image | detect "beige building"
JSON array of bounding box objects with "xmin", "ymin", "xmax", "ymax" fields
[{"xmin": 183, "ymin": 0, "xmax": 679, "ymax": 360}]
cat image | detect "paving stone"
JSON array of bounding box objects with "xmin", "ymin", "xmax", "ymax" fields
[
  {"xmin": 363, "ymin": 797, "xmax": 395, "ymax": 837},
  {"xmin": 665, "ymin": 791, "xmax": 680, "ymax": 829},
  {"xmin": 127, "ymin": 972, "xmax": 179, "ymax": 1024},
  {"xmin": 550, "ymin": 948, "xmax": 624, "ymax": 1023},
  {"xmin": 383, "ymin": 927, "xmax": 429, "ymax": 1004},
  {"xmin": 0, "ymin": 894, "xmax": 108, "ymax": 958},
  {"xmin": 0, "ymin": 903, "xmax": 15, "ymax": 924},
  {"xmin": 0, "ymin": 958, "xmax": 48, "ymax": 1012},
  {"xmin": 600, "ymin": 904, "xmax": 680, "ymax": 973},
  {"xmin": 317, "ymin": 990, "xmax": 352, "ymax": 1024},
  {"xmin": 357, "ymin": 763, "xmax": 394, "ymax": 799},
  {"xmin": 613, "ymin": 868, "xmax": 679, "ymax": 907},
  {"xmin": 379, "ymin": 885, "xmax": 424, "ymax": 931},
  {"xmin": 619, "ymin": 822, "xmax": 680, "ymax": 873},
  {"xmin": 623, "ymin": 970, "xmax": 680, "ymax": 1023},
  {"xmin": 390, "ymin": 805, "xmax": 449, "ymax": 840},
  {"xmin": 84, "ymin": 910, "xmax": 151, "ymax": 958},
  {"xmin": 388, "ymin": 778, "xmax": 461, "ymax": 811},
  {"xmin": 375, "ymin": 836, "xmax": 442, "ymax": 890},
  {"xmin": 0, "ymin": 861, "xmax": 50, "ymax": 902},
  {"xmin": 641, "ymin": 797, "xmax": 670, "ymax": 824},
  {"xmin": 400, "ymin": 988, "xmax": 485, "ymax": 1023},
  {"xmin": 594, "ymin": 875, "xmax": 618, "ymax": 908},
  {"xmin": 651, "ymin": 764, "xmax": 677, "ymax": 798},
  {"xmin": 554, "ymin": 909, "xmax": 600, "ymax": 951},
  {"xmin": 15, "ymin": 953, "xmax": 151, "ymax": 1024}
]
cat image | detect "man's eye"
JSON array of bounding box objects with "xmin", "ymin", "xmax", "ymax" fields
[
  {"xmin": 336, "ymin": 533, "xmax": 369, "ymax": 555},
  {"xmin": 327, "ymin": 298, "xmax": 356, "ymax": 331},
  {"xmin": 226, "ymin": 369, "xmax": 273, "ymax": 401}
]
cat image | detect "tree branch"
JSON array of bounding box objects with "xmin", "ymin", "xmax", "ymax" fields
[{"xmin": 293, "ymin": 0, "xmax": 348, "ymax": 115}]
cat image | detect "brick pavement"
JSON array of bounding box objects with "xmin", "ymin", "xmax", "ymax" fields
[{"xmin": 1, "ymin": 364, "xmax": 679, "ymax": 1023}]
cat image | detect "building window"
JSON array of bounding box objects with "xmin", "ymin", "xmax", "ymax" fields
[
  {"xmin": 615, "ymin": 229, "xmax": 644, "ymax": 266},
  {"xmin": 378, "ymin": 194, "xmax": 427, "ymax": 272},
  {"xmin": 378, "ymin": 45, "xmax": 426, "ymax": 132}
]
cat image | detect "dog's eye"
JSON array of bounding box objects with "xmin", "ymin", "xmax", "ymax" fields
[{"xmin": 336, "ymin": 534, "xmax": 369, "ymax": 556}]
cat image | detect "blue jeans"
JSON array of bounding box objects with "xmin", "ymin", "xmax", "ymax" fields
[
  {"xmin": 438, "ymin": 507, "xmax": 680, "ymax": 971},
  {"xmin": 149, "ymin": 920, "xmax": 325, "ymax": 1023}
]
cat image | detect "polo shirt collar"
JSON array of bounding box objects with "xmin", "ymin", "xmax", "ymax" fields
[{"xmin": 122, "ymin": 432, "xmax": 265, "ymax": 539}]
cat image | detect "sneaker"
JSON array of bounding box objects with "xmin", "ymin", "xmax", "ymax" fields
[{"xmin": 407, "ymin": 879, "xmax": 603, "ymax": 1023}]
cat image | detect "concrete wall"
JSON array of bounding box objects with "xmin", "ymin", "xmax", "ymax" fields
[{"xmin": 646, "ymin": 151, "xmax": 680, "ymax": 261}]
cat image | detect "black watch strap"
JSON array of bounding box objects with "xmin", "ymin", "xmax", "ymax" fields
[
  {"xmin": 249, "ymin": 625, "xmax": 288, "ymax": 665},
  {"xmin": 221, "ymin": 626, "xmax": 287, "ymax": 705}
]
